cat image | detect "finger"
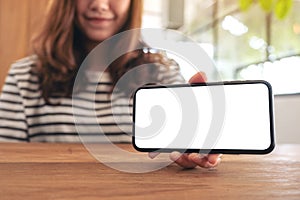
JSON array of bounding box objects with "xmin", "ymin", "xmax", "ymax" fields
[
  {"xmin": 188, "ymin": 72, "xmax": 207, "ymax": 83},
  {"xmin": 188, "ymin": 153, "xmax": 222, "ymax": 168},
  {"xmin": 148, "ymin": 152, "xmax": 160, "ymax": 159},
  {"xmin": 188, "ymin": 153, "xmax": 211, "ymax": 168},
  {"xmin": 170, "ymin": 152, "xmax": 197, "ymax": 169},
  {"xmin": 207, "ymin": 154, "xmax": 222, "ymax": 165}
]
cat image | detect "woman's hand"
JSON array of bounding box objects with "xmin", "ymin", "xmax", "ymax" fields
[
  {"xmin": 169, "ymin": 152, "xmax": 222, "ymax": 169},
  {"xmin": 173, "ymin": 72, "xmax": 222, "ymax": 168},
  {"xmin": 149, "ymin": 72, "xmax": 222, "ymax": 169}
]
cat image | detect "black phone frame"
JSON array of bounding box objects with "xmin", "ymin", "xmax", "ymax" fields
[{"xmin": 132, "ymin": 80, "xmax": 275, "ymax": 154}]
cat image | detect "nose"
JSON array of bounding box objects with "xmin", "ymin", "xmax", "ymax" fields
[{"xmin": 89, "ymin": 0, "xmax": 110, "ymax": 12}]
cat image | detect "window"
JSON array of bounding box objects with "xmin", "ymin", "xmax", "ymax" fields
[
  {"xmin": 142, "ymin": 0, "xmax": 163, "ymax": 28},
  {"xmin": 184, "ymin": 0, "xmax": 300, "ymax": 94},
  {"xmin": 143, "ymin": 0, "xmax": 300, "ymax": 95}
]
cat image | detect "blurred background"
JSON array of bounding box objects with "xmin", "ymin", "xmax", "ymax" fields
[{"xmin": 0, "ymin": 0, "xmax": 299, "ymax": 143}]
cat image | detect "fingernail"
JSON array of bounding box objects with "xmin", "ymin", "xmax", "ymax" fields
[
  {"xmin": 199, "ymin": 154, "xmax": 207, "ymax": 159},
  {"xmin": 205, "ymin": 162, "xmax": 214, "ymax": 168},
  {"xmin": 209, "ymin": 157, "xmax": 222, "ymax": 167},
  {"xmin": 148, "ymin": 152, "xmax": 160, "ymax": 159},
  {"xmin": 170, "ymin": 151, "xmax": 182, "ymax": 161}
]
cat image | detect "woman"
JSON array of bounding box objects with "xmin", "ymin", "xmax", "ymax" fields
[{"xmin": 0, "ymin": 0, "xmax": 221, "ymax": 168}]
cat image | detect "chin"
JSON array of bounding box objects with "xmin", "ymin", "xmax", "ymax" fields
[{"xmin": 88, "ymin": 31, "xmax": 117, "ymax": 42}]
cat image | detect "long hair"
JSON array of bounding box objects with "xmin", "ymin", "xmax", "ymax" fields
[{"xmin": 32, "ymin": 0, "xmax": 165, "ymax": 101}]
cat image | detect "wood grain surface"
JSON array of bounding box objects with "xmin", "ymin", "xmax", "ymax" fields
[{"xmin": 0, "ymin": 143, "xmax": 299, "ymax": 200}]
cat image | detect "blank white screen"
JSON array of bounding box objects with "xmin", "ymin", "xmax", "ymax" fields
[{"xmin": 134, "ymin": 83, "xmax": 273, "ymax": 150}]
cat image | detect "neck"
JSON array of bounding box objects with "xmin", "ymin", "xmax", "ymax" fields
[
  {"xmin": 84, "ymin": 40, "xmax": 100, "ymax": 53},
  {"xmin": 79, "ymin": 37, "xmax": 110, "ymax": 72}
]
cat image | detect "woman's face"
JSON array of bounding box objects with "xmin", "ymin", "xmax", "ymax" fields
[{"xmin": 75, "ymin": 0, "xmax": 131, "ymax": 48}]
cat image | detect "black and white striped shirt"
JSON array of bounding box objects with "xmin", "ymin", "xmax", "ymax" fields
[{"xmin": 0, "ymin": 56, "xmax": 185, "ymax": 142}]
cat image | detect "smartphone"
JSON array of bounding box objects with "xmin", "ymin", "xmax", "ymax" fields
[{"xmin": 132, "ymin": 80, "xmax": 275, "ymax": 154}]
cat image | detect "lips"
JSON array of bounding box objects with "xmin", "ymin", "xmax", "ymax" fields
[
  {"xmin": 85, "ymin": 15, "xmax": 114, "ymax": 27},
  {"xmin": 88, "ymin": 17, "xmax": 112, "ymax": 21}
]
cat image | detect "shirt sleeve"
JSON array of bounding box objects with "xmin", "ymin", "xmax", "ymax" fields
[
  {"xmin": 157, "ymin": 58, "xmax": 186, "ymax": 84},
  {"xmin": 0, "ymin": 67, "xmax": 29, "ymax": 142}
]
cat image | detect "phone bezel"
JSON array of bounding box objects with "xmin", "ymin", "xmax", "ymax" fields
[{"xmin": 132, "ymin": 80, "xmax": 275, "ymax": 154}]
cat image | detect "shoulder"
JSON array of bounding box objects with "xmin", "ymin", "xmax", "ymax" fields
[
  {"xmin": 159, "ymin": 57, "xmax": 180, "ymax": 72},
  {"xmin": 156, "ymin": 53, "xmax": 185, "ymax": 84},
  {"xmin": 10, "ymin": 55, "xmax": 37, "ymax": 74},
  {"xmin": 6, "ymin": 55, "xmax": 40, "ymax": 90},
  {"xmin": 8, "ymin": 55, "xmax": 39, "ymax": 82},
  {"xmin": 157, "ymin": 52, "xmax": 180, "ymax": 72}
]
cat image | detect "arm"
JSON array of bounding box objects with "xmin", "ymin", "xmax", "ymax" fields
[
  {"xmin": 149, "ymin": 72, "xmax": 222, "ymax": 169},
  {"xmin": 0, "ymin": 67, "xmax": 28, "ymax": 142}
]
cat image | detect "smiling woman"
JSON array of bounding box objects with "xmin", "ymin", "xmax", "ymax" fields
[
  {"xmin": 0, "ymin": 0, "xmax": 221, "ymax": 169},
  {"xmin": 1, "ymin": 0, "xmax": 174, "ymax": 141},
  {"xmin": 31, "ymin": 0, "xmax": 144, "ymax": 102}
]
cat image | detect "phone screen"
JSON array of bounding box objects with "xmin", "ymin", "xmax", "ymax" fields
[{"xmin": 133, "ymin": 81, "xmax": 275, "ymax": 154}]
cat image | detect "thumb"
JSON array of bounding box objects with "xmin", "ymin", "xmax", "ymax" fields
[{"xmin": 189, "ymin": 72, "xmax": 207, "ymax": 83}]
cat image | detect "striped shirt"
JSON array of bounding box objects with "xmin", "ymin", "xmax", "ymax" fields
[{"xmin": 0, "ymin": 56, "xmax": 185, "ymax": 142}]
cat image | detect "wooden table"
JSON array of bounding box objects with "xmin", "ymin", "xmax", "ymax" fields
[{"xmin": 0, "ymin": 143, "xmax": 299, "ymax": 200}]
